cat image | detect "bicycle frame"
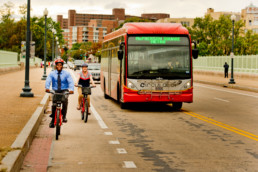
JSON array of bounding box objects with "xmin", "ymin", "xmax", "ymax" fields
[
  {"xmin": 54, "ymin": 103, "xmax": 63, "ymax": 126},
  {"xmin": 81, "ymin": 94, "xmax": 88, "ymax": 113}
]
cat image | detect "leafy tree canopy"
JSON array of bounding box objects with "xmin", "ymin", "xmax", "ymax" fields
[{"xmin": 188, "ymin": 14, "xmax": 257, "ymax": 56}]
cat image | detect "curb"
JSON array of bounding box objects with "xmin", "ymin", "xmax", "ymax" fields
[
  {"xmin": 0, "ymin": 93, "xmax": 50, "ymax": 172},
  {"xmin": 194, "ymin": 80, "xmax": 258, "ymax": 93}
]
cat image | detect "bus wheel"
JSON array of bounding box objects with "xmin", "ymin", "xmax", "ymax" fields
[
  {"xmin": 172, "ymin": 102, "xmax": 182, "ymax": 111},
  {"xmin": 104, "ymin": 83, "xmax": 109, "ymax": 99},
  {"xmin": 104, "ymin": 93, "xmax": 109, "ymax": 99},
  {"xmin": 120, "ymin": 103, "xmax": 128, "ymax": 109}
]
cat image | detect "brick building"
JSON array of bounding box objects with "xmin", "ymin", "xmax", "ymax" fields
[
  {"xmin": 241, "ymin": 3, "xmax": 258, "ymax": 33},
  {"xmin": 57, "ymin": 8, "xmax": 170, "ymax": 48},
  {"xmin": 157, "ymin": 3, "xmax": 258, "ymax": 34}
]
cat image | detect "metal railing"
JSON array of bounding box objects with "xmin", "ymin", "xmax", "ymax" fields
[{"xmin": 193, "ymin": 55, "xmax": 258, "ymax": 73}]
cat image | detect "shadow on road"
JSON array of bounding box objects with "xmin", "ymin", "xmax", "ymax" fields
[{"xmin": 107, "ymin": 99, "xmax": 182, "ymax": 113}]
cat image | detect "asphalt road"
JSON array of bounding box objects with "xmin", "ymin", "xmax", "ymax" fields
[{"xmin": 22, "ymin": 69, "xmax": 258, "ymax": 172}]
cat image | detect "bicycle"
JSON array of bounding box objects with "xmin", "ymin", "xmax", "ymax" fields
[
  {"xmin": 49, "ymin": 90, "xmax": 70, "ymax": 140},
  {"xmin": 77, "ymin": 85, "xmax": 95, "ymax": 123}
]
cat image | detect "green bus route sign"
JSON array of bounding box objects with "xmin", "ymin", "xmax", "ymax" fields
[{"xmin": 135, "ymin": 37, "xmax": 180, "ymax": 44}]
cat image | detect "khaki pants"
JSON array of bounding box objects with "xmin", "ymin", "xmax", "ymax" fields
[{"xmin": 78, "ymin": 87, "xmax": 90, "ymax": 107}]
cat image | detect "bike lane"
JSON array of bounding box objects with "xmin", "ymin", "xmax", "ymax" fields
[
  {"xmin": 20, "ymin": 69, "xmax": 139, "ymax": 172},
  {"xmin": 20, "ymin": 104, "xmax": 54, "ymax": 172}
]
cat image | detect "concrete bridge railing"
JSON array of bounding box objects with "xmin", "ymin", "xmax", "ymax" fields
[
  {"xmin": 0, "ymin": 50, "xmax": 19, "ymax": 68},
  {"xmin": 0, "ymin": 50, "xmax": 42, "ymax": 74},
  {"xmin": 193, "ymin": 55, "xmax": 258, "ymax": 74}
]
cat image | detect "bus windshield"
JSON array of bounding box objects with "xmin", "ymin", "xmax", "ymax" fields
[{"xmin": 128, "ymin": 36, "xmax": 190, "ymax": 79}]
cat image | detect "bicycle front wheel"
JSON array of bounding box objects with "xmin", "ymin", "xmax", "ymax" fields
[
  {"xmin": 81, "ymin": 101, "xmax": 84, "ymax": 120},
  {"xmin": 56, "ymin": 110, "xmax": 60, "ymax": 140},
  {"xmin": 84, "ymin": 101, "xmax": 89, "ymax": 123}
]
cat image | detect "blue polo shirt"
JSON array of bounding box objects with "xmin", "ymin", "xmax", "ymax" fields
[{"xmin": 45, "ymin": 70, "xmax": 74, "ymax": 91}]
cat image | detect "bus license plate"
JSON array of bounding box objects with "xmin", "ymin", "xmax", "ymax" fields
[{"xmin": 156, "ymin": 86, "xmax": 163, "ymax": 90}]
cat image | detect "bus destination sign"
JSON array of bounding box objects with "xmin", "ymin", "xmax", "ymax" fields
[
  {"xmin": 128, "ymin": 36, "xmax": 189, "ymax": 46},
  {"xmin": 135, "ymin": 37, "xmax": 180, "ymax": 44}
]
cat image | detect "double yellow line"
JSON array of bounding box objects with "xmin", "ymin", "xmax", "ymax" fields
[{"xmin": 182, "ymin": 110, "xmax": 258, "ymax": 141}]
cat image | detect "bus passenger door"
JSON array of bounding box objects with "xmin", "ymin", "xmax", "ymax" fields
[
  {"xmin": 119, "ymin": 46, "xmax": 125, "ymax": 102},
  {"xmin": 108, "ymin": 49, "xmax": 112, "ymax": 96}
]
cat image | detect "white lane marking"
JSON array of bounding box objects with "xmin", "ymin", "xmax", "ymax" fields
[
  {"xmin": 117, "ymin": 148, "xmax": 127, "ymax": 154},
  {"xmin": 91, "ymin": 103, "xmax": 108, "ymax": 129},
  {"xmin": 104, "ymin": 132, "xmax": 113, "ymax": 135},
  {"xmin": 123, "ymin": 161, "xmax": 137, "ymax": 168},
  {"xmin": 195, "ymin": 83, "xmax": 258, "ymax": 98},
  {"xmin": 214, "ymin": 97, "xmax": 230, "ymax": 103},
  {"xmin": 69, "ymin": 70, "xmax": 109, "ymax": 129},
  {"xmin": 109, "ymin": 140, "xmax": 120, "ymax": 144}
]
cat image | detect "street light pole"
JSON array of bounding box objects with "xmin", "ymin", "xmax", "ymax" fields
[
  {"xmin": 41, "ymin": 8, "xmax": 48, "ymax": 80},
  {"xmin": 20, "ymin": 0, "xmax": 34, "ymax": 97},
  {"xmin": 229, "ymin": 14, "xmax": 236, "ymax": 84},
  {"xmin": 52, "ymin": 29, "xmax": 56, "ymax": 71}
]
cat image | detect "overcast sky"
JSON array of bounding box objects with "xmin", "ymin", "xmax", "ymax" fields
[{"xmin": 1, "ymin": 0, "xmax": 256, "ymax": 21}]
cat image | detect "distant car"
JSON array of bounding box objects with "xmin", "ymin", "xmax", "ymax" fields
[
  {"xmin": 74, "ymin": 60, "xmax": 85, "ymax": 71},
  {"xmin": 67, "ymin": 61, "xmax": 74, "ymax": 69},
  {"xmin": 88, "ymin": 63, "xmax": 100, "ymax": 83},
  {"xmin": 63, "ymin": 63, "xmax": 68, "ymax": 68}
]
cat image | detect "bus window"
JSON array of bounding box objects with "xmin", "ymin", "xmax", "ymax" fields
[{"xmin": 127, "ymin": 45, "xmax": 190, "ymax": 79}]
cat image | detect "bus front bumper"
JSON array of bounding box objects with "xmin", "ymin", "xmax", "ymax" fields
[{"xmin": 123, "ymin": 92, "xmax": 193, "ymax": 103}]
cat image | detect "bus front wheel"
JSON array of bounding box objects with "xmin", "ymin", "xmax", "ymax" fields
[
  {"xmin": 172, "ymin": 102, "xmax": 182, "ymax": 111},
  {"xmin": 104, "ymin": 83, "xmax": 109, "ymax": 99},
  {"xmin": 120, "ymin": 103, "xmax": 128, "ymax": 109}
]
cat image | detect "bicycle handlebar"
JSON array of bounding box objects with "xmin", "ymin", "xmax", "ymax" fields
[
  {"xmin": 75, "ymin": 85, "xmax": 96, "ymax": 88},
  {"xmin": 48, "ymin": 90, "xmax": 71, "ymax": 95}
]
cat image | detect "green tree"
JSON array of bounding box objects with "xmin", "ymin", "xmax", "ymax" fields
[
  {"xmin": 188, "ymin": 14, "xmax": 249, "ymax": 56},
  {"xmin": 30, "ymin": 16, "xmax": 64, "ymax": 60},
  {"xmin": 0, "ymin": 1, "xmax": 14, "ymax": 21},
  {"xmin": 0, "ymin": 2, "xmax": 64, "ymax": 61}
]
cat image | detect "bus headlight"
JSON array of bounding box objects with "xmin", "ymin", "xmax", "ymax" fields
[
  {"xmin": 183, "ymin": 81, "xmax": 191, "ymax": 89},
  {"xmin": 127, "ymin": 81, "xmax": 137, "ymax": 90}
]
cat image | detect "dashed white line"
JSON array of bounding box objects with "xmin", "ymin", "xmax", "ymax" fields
[
  {"xmin": 104, "ymin": 132, "xmax": 113, "ymax": 135},
  {"xmin": 91, "ymin": 103, "xmax": 108, "ymax": 129},
  {"xmin": 195, "ymin": 83, "xmax": 258, "ymax": 98},
  {"xmin": 109, "ymin": 140, "xmax": 120, "ymax": 144},
  {"xmin": 123, "ymin": 161, "xmax": 137, "ymax": 168},
  {"xmin": 214, "ymin": 97, "xmax": 230, "ymax": 103},
  {"xmin": 117, "ymin": 148, "xmax": 127, "ymax": 154}
]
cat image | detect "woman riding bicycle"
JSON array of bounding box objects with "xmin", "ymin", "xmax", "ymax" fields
[{"xmin": 75, "ymin": 63, "xmax": 96, "ymax": 114}]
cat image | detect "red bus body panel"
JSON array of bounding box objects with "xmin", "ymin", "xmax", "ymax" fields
[{"xmin": 123, "ymin": 87, "xmax": 193, "ymax": 103}]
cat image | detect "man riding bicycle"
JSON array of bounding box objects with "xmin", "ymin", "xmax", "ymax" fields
[
  {"xmin": 45, "ymin": 58, "xmax": 74, "ymax": 128},
  {"xmin": 75, "ymin": 63, "xmax": 96, "ymax": 114}
]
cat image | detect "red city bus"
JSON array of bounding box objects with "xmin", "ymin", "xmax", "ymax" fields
[{"xmin": 101, "ymin": 23, "xmax": 198, "ymax": 109}]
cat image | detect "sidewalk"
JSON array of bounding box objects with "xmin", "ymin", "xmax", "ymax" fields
[
  {"xmin": 0, "ymin": 67, "xmax": 50, "ymax": 162},
  {"xmin": 193, "ymin": 71, "xmax": 258, "ymax": 93}
]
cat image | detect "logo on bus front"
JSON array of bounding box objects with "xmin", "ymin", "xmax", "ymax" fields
[{"xmin": 138, "ymin": 80, "xmax": 182, "ymax": 88}]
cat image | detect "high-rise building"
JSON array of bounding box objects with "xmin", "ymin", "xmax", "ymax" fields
[{"xmin": 57, "ymin": 8, "xmax": 170, "ymax": 48}]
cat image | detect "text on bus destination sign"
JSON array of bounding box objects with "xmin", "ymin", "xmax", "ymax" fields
[{"xmin": 135, "ymin": 37, "xmax": 180, "ymax": 44}]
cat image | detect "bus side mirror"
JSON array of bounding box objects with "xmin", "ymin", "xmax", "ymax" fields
[
  {"xmin": 192, "ymin": 41, "xmax": 199, "ymax": 59},
  {"xmin": 118, "ymin": 42, "xmax": 125, "ymax": 60},
  {"xmin": 118, "ymin": 50, "xmax": 123, "ymax": 60},
  {"xmin": 192, "ymin": 49, "xmax": 199, "ymax": 59}
]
